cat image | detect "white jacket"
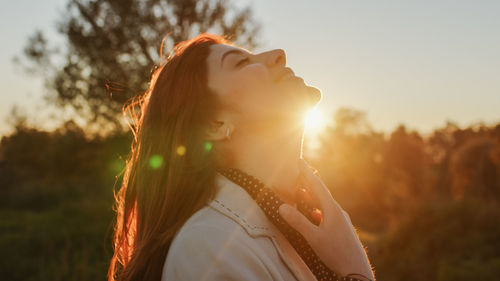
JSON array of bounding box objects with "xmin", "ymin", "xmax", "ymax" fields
[{"xmin": 161, "ymin": 171, "xmax": 351, "ymax": 281}]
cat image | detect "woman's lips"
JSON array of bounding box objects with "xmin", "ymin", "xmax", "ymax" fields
[{"xmin": 274, "ymin": 67, "xmax": 322, "ymax": 105}]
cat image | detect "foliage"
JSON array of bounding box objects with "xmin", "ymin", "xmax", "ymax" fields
[
  {"xmin": 1, "ymin": 111, "xmax": 499, "ymax": 280},
  {"xmin": 372, "ymin": 199, "xmax": 500, "ymax": 281},
  {"xmin": 18, "ymin": 0, "xmax": 261, "ymax": 134},
  {"xmin": 311, "ymin": 108, "xmax": 500, "ymax": 280},
  {"xmin": 0, "ymin": 121, "xmax": 130, "ymax": 280}
]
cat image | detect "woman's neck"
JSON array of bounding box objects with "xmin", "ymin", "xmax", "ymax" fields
[{"xmin": 229, "ymin": 123, "xmax": 304, "ymax": 206}]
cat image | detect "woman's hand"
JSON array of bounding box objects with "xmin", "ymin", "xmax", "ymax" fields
[{"xmin": 278, "ymin": 158, "xmax": 375, "ymax": 280}]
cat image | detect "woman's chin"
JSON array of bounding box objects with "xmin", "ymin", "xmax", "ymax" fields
[
  {"xmin": 279, "ymin": 77, "xmax": 322, "ymax": 107},
  {"xmin": 275, "ymin": 77, "xmax": 322, "ymax": 115},
  {"xmin": 305, "ymin": 85, "xmax": 322, "ymax": 107}
]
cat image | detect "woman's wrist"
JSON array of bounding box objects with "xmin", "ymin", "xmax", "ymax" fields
[
  {"xmin": 335, "ymin": 240, "xmax": 374, "ymax": 280},
  {"xmin": 344, "ymin": 272, "xmax": 375, "ymax": 281},
  {"xmin": 333, "ymin": 249, "xmax": 376, "ymax": 281},
  {"xmin": 345, "ymin": 227, "xmax": 373, "ymax": 276}
]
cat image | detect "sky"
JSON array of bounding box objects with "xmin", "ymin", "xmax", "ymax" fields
[{"xmin": 1, "ymin": 0, "xmax": 499, "ymax": 138}]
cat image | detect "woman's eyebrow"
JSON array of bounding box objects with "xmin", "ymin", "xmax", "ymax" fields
[{"xmin": 220, "ymin": 49, "xmax": 246, "ymax": 68}]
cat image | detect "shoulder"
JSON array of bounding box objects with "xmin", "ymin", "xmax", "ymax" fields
[
  {"xmin": 161, "ymin": 205, "xmax": 274, "ymax": 281},
  {"xmin": 170, "ymin": 205, "xmax": 254, "ymax": 250}
]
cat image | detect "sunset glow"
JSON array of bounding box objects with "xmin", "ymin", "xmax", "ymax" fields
[{"xmin": 304, "ymin": 107, "xmax": 325, "ymax": 134}]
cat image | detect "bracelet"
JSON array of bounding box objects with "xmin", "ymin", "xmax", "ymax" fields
[{"xmin": 343, "ymin": 273, "xmax": 374, "ymax": 281}]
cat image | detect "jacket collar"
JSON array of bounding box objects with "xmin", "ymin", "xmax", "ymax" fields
[
  {"xmin": 209, "ymin": 171, "xmax": 274, "ymax": 237},
  {"xmin": 209, "ymin": 171, "xmax": 318, "ymax": 281}
]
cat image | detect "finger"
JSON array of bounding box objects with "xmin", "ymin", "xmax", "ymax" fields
[
  {"xmin": 297, "ymin": 158, "xmax": 331, "ymax": 209},
  {"xmin": 298, "ymin": 158, "xmax": 341, "ymax": 216},
  {"xmin": 278, "ymin": 204, "xmax": 317, "ymax": 241},
  {"xmin": 342, "ymin": 209, "xmax": 352, "ymax": 225}
]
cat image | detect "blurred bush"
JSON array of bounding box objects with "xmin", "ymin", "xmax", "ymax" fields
[
  {"xmin": 1, "ymin": 111, "xmax": 499, "ymax": 280},
  {"xmin": 0, "ymin": 121, "xmax": 130, "ymax": 280}
]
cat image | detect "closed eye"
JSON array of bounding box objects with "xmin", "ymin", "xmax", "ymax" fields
[{"xmin": 235, "ymin": 58, "xmax": 250, "ymax": 67}]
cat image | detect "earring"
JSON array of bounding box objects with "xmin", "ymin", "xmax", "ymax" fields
[{"xmin": 226, "ymin": 127, "xmax": 231, "ymax": 140}]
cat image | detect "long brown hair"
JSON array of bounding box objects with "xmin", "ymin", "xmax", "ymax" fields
[{"xmin": 108, "ymin": 33, "xmax": 233, "ymax": 281}]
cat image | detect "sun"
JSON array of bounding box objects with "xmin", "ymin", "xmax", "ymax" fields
[{"xmin": 304, "ymin": 107, "xmax": 325, "ymax": 134}]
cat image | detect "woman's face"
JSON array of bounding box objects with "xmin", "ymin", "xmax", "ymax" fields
[{"xmin": 206, "ymin": 44, "xmax": 321, "ymax": 131}]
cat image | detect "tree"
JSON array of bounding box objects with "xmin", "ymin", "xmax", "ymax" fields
[
  {"xmin": 449, "ymin": 136, "xmax": 500, "ymax": 202},
  {"xmin": 18, "ymin": 0, "xmax": 261, "ymax": 135},
  {"xmin": 314, "ymin": 107, "xmax": 387, "ymax": 231}
]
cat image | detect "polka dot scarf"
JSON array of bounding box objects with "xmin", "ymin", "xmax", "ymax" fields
[{"xmin": 217, "ymin": 167, "xmax": 369, "ymax": 281}]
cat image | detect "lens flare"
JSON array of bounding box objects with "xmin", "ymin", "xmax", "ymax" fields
[
  {"xmin": 149, "ymin": 154, "xmax": 163, "ymax": 169},
  {"xmin": 304, "ymin": 107, "xmax": 324, "ymax": 133},
  {"xmin": 176, "ymin": 145, "xmax": 186, "ymax": 156},
  {"xmin": 204, "ymin": 141, "xmax": 213, "ymax": 152}
]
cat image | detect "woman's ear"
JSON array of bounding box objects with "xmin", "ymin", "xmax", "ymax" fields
[{"xmin": 204, "ymin": 120, "xmax": 228, "ymax": 141}]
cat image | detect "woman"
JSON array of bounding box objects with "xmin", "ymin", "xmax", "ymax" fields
[{"xmin": 108, "ymin": 33, "xmax": 375, "ymax": 281}]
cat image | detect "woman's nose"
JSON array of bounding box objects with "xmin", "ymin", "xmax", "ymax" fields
[{"xmin": 266, "ymin": 49, "xmax": 286, "ymax": 68}]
